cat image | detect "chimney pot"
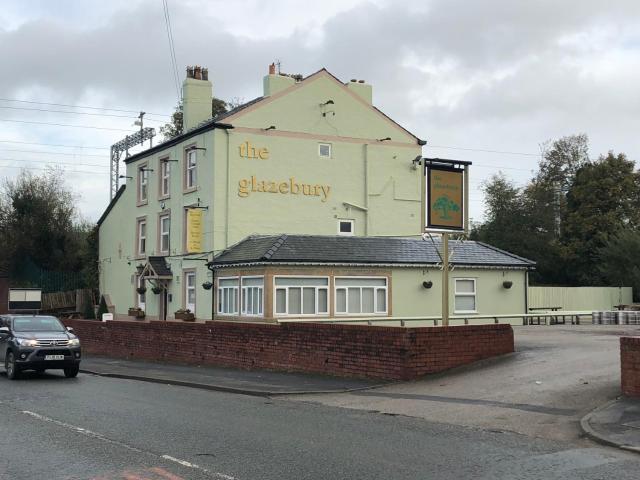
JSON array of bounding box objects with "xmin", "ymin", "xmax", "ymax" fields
[
  {"xmin": 350, "ymin": 79, "xmax": 357, "ymax": 82},
  {"xmin": 358, "ymin": 79, "xmax": 365, "ymax": 83},
  {"xmin": 202, "ymin": 67, "xmax": 208, "ymax": 81},
  {"xmin": 194, "ymin": 65, "xmax": 202, "ymax": 80},
  {"xmin": 269, "ymin": 63, "xmax": 276, "ymax": 75}
]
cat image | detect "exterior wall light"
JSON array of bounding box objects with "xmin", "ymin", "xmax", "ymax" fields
[
  {"xmin": 503, "ymin": 281, "xmax": 513, "ymax": 289},
  {"xmin": 202, "ymin": 281, "xmax": 213, "ymax": 290},
  {"xmin": 422, "ymin": 281, "xmax": 433, "ymax": 289}
]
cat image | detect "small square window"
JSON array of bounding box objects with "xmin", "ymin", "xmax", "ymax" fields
[
  {"xmin": 318, "ymin": 143, "xmax": 331, "ymax": 158},
  {"xmin": 338, "ymin": 220, "xmax": 354, "ymax": 236}
]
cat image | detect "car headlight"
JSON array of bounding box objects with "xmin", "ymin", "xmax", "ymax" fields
[
  {"xmin": 68, "ymin": 338, "xmax": 80, "ymax": 347},
  {"xmin": 16, "ymin": 338, "xmax": 38, "ymax": 347}
]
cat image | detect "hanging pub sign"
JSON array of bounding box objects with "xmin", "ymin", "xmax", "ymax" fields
[{"xmin": 423, "ymin": 158, "xmax": 471, "ymax": 233}]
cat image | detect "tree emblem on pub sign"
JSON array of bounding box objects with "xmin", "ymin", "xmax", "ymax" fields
[{"xmin": 432, "ymin": 195, "xmax": 460, "ymax": 220}]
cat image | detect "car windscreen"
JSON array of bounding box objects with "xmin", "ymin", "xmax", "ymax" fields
[{"xmin": 12, "ymin": 317, "xmax": 65, "ymax": 332}]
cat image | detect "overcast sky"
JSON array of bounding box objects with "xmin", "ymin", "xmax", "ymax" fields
[{"xmin": 1, "ymin": 0, "xmax": 639, "ymax": 223}]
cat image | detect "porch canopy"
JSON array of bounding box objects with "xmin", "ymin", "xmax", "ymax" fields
[{"xmin": 139, "ymin": 256, "xmax": 173, "ymax": 280}]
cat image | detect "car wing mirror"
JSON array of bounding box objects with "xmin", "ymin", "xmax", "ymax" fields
[
  {"xmin": 0, "ymin": 326, "xmax": 9, "ymax": 335},
  {"xmin": 66, "ymin": 326, "xmax": 74, "ymax": 333}
]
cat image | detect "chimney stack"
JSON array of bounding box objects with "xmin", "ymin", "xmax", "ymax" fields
[
  {"xmin": 346, "ymin": 78, "xmax": 372, "ymax": 104},
  {"xmin": 183, "ymin": 65, "xmax": 213, "ymax": 130},
  {"xmin": 263, "ymin": 63, "xmax": 295, "ymax": 97}
]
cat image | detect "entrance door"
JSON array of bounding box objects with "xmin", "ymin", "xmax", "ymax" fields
[{"xmin": 159, "ymin": 288, "xmax": 168, "ymax": 321}]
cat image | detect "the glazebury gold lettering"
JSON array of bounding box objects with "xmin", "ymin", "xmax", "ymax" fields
[
  {"xmin": 238, "ymin": 141, "xmax": 269, "ymax": 160},
  {"xmin": 238, "ymin": 175, "xmax": 330, "ymax": 202}
]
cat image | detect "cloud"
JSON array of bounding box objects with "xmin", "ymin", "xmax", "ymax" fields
[{"xmin": 0, "ymin": 0, "xmax": 639, "ymax": 221}]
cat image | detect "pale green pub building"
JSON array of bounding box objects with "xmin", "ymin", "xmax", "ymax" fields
[{"xmin": 98, "ymin": 65, "xmax": 532, "ymax": 323}]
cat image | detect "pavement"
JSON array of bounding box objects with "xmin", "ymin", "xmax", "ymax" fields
[
  {"xmin": 80, "ymin": 355, "xmax": 384, "ymax": 396},
  {"xmin": 581, "ymin": 396, "xmax": 640, "ymax": 453}
]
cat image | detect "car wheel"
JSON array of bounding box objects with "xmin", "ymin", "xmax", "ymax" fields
[
  {"xmin": 64, "ymin": 365, "xmax": 79, "ymax": 378},
  {"xmin": 6, "ymin": 352, "xmax": 20, "ymax": 380}
]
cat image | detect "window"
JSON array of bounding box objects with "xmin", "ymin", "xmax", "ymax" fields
[
  {"xmin": 136, "ymin": 218, "xmax": 147, "ymax": 256},
  {"xmin": 318, "ymin": 143, "xmax": 332, "ymax": 158},
  {"xmin": 274, "ymin": 277, "xmax": 328, "ymax": 316},
  {"xmin": 454, "ymin": 278, "xmax": 476, "ymax": 313},
  {"xmin": 335, "ymin": 277, "xmax": 387, "ymax": 315},
  {"xmin": 218, "ymin": 277, "xmax": 239, "ymax": 315},
  {"xmin": 185, "ymin": 149, "xmax": 197, "ymax": 189},
  {"xmin": 159, "ymin": 214, "xmax": 170, "ymax": 254},
  {"xmin": 338, "ymin": 219, "xmax": 354, "ymax": 236},
  {"xmin": 136, "ymin": 275, "xmax": 146, "ymax": 311},
  {"xmin": 160, "ymin": 159, "xmax": 171, "ymax": 197},
  {"xmin": 138, "ymin": 166, "xmax": 149, "ymax": 202},
  {"xmin": 185, "ymin": 271, "xmax": 196, "ymax": 313},
  {"xmin": 241, "ymin": 277, "xmax": 264, "ymax": 316}
]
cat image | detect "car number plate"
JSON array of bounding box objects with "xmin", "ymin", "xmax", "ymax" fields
[{"xmin": 44, "ymin": 355, "xmax": 65, "ymax": 361}]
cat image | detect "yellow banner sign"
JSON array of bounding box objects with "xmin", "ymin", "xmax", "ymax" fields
[
  {"xmin": 186, "ymin": 209, "xmax": 203, "ymax": 253},
  {"xmin": 427, "ymin": 168, "xmax": 464, "ymax": 230}
]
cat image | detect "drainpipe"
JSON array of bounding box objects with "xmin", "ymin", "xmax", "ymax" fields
[
  {"xmin": 364, "ymin": 143, "xmax": 369, "ymax": 235},
  {"xmin": 224, "ymin": 129, "xmax": 231, "ymax": 248}
]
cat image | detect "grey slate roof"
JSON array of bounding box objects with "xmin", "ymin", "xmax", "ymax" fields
[
  {"xmin": 148, "ymin": 256, "xmax": 173, "ymax": 277},
  {"xmin": 212, "ymin": 235, "xmax": 535, "ymax": 268}
]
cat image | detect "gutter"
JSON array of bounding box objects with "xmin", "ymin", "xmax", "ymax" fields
[
  {"xmin": 123, "ymin": 121, "xmax": 234, "ymax": 165},
  {"xmin": 210, "ymin": 261, "xmax": 532, "ymax": 270}
]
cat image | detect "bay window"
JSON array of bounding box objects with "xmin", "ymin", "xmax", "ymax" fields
[
  {"xmin": 335, "ymin": 277, "xmax": 387, "ymax": 315},
  {"xmin": 274, "ymin": 277, "xmax": 328, "ymax": 316},
  {"xmin": 218, "ymin": 277, "xmax": 239, "ymax": 315}
]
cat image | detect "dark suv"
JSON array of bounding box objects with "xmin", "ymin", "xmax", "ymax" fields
[{"xmin": 0, "ymin": 315, "xmax": 81, "ymax": 379}]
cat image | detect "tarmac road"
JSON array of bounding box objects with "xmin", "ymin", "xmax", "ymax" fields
[{"xmin": 1, "ymin": 369, "xmax": 639, "ymax": 480}]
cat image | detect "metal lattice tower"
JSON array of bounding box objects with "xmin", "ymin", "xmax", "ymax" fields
[{"xmin": 109, "ymin": 127, "xmax": 156, "ymax": 199}]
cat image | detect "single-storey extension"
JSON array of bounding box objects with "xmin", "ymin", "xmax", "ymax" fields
[{"xmin": 208, "ymin": 234, "xmax": 535, "ymax": 325}]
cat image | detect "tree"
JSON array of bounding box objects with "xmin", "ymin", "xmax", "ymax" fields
[
  {"xmin": 561, "ymin": 152, "xmax": 640, "ymax": 285},
  {"xmin": 432, "ymin": 195, "xmax": 460, "ymax": 220},
  {"xmin": 0, "ymin": 168, "xmax": 84, "ymax": 274},
  {"xmin": 598, "ymin": 230, "xmax": 640, "ymax": 301},
  {"xmin": 160, "ymin": 97, "xmax": 231, "ymax": 140}
]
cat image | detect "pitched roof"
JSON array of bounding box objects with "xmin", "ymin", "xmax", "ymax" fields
[
  {"xmin": 97, "ymin": 185, "xmax": 126, "ymax": 226},
  {"xmin": 146, "ymin": 256, "xmax": 173, "ymax": 278},
  {"xmin": 211, "ymin": 235, "xmax": 535, "ymax": 268}
]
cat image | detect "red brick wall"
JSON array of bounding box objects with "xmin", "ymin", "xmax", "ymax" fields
[
  {"xmin": 621, "ymin": 337, "xmax": 640, "ymax": 398},
  {"xmin": 64, "ymin": 319, "xmax": 514, "ymax": 381}
]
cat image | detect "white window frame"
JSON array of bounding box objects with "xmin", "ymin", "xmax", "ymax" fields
[
  {"xmin": 334, "ymin": 276, "xmax": 388, "ymax": 316},
  {"xmin": 186, "ymin": 149, "xmax": 197, "ymax": 189},
  {"xmin": 241, "ymin": 276, "xmax": 264, "ymax": 317},
  {"xmin": 138, "ymin": 166, "xmax": 148, "ymax": 202},
  {"xmin": 454, "ymin": 278, "xmax": 477, "ymax": 314},
  {"xmin": 337, "ymin": 219, "xmax": 354, "ymax": 236},
  {"xmin": 136, "ymin": 218, "xmax": 146, "ymax": 257},
  {"xmin": 159, "ymin": 214, "xmax": 170, "ymax": 254},
  {"xmin": 160, "ymin": 160, "xmax": 171, "ymax": 197},
  {"xmin": 185, "ymin": 271, "xmax": 196, "ymax": 314},
  {"xmin": 318, "ymin": 143, "xmax": 332, "ymax": 158},
  {"xmin": 136, "ymin": 274, "xmax": 146, "ymax": 311},
  {"xmin": 273, "ymin": 276, "xmax": 329, "ymax": 317},
  {"xmin": 217, "ymin": 276, "xmax": 239, "ymax": 315}
]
